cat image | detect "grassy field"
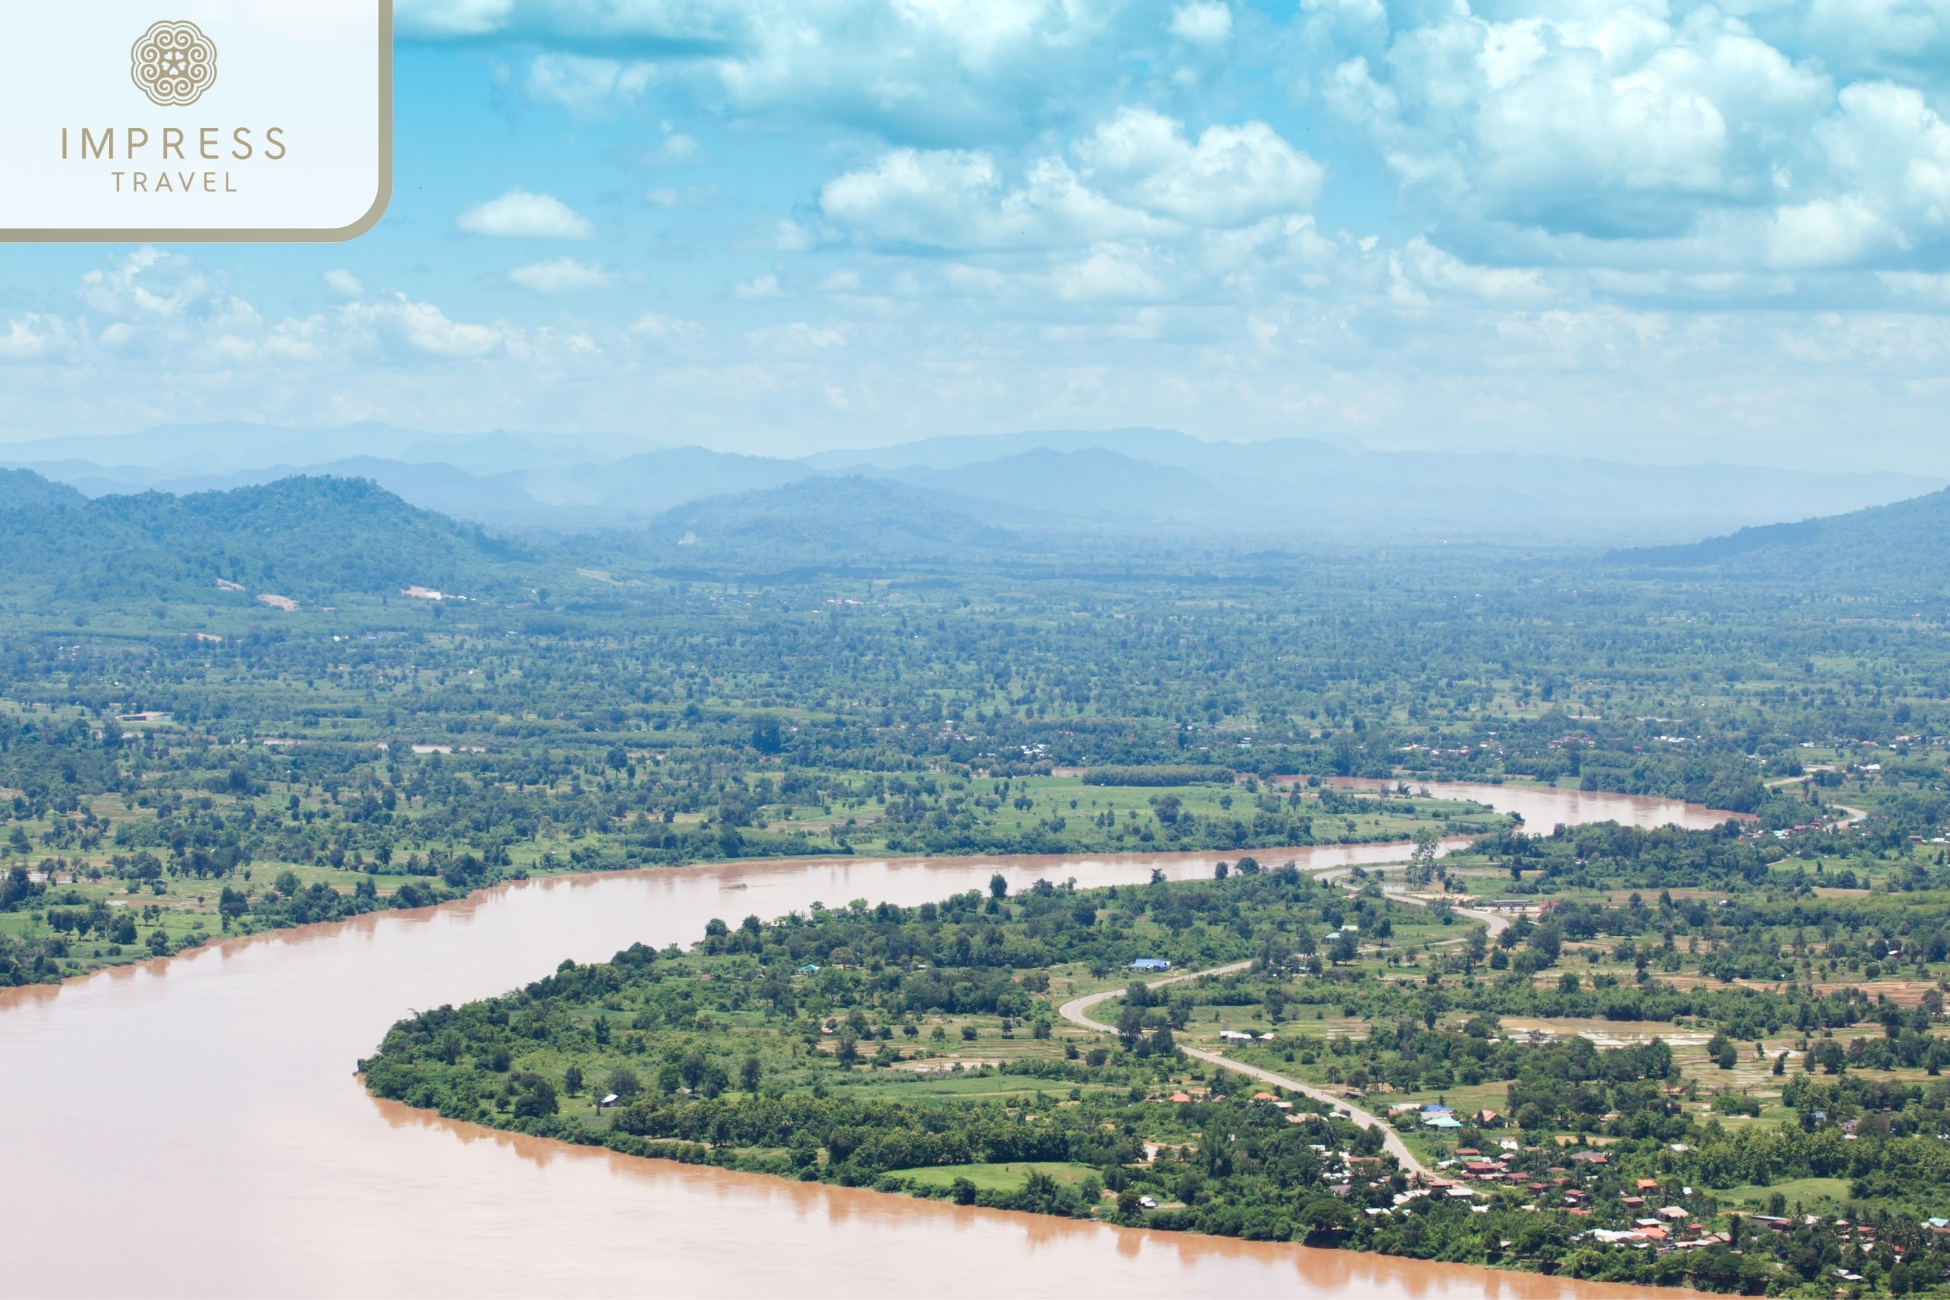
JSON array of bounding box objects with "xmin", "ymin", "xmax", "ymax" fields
[
  {"xmin": 1716, "ymin": 1177, "xmax": 1854, "ymax": 1212},
  {"xmin": 895, "ymin": 1161, "xmax": 1103, "ymax": 1193}
]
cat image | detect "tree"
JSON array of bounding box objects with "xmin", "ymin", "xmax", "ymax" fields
[
  {"xmin": 988, "ymin": 873, "xmax": 1008, "ymax": 899},
  {"xmin": 740, "ymin": 1055, "xmax": 761, "ymax": 1094},
  {"xmin": 511, "ymin": 1074, "xmax": 557, "ymax": 1118},
  {"xmin": 606, "ymin": 1065, "xmax": 641, "ymax": 1098},
  {"xmin": 563, "ymin": 1063, "xmax": 583, "ymax": 1095},
  {"xmin": 1299, "ymin": 1197, "xmax": 1351, "ymax": 1245},
  {"xmin": 1407, "ymin": 828, "xmax": 1439, "ymax": 885},
  {"xmin": 1707, "ymin": 1033, "xmax": 1737, "ymax": 1070},
  {"xmin": 1116, "ymin": 1003, "xmax": 1146, "ymax": 1047},
  {"xmin": 1532, "ymin": 923, "xmax": 1562, "ymax": 963}
]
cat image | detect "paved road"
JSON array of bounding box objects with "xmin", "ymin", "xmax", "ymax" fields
[
  {"xmin": 1054, "ymin": 856, "xmax": 1532, "ymax": 1182},
  {"xmin": 1057, "ymin": 965, "xmax": 1430, "ymax": 1177}
]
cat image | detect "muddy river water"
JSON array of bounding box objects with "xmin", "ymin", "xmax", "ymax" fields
[{"xmin": 0, "ymin": 785, "xmax": 1724, "ymax": 1298}]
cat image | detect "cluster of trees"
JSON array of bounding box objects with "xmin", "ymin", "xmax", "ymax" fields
[{"xmin": 358, "ymin": 870, "xmax": 1950, "ymax": 1293}]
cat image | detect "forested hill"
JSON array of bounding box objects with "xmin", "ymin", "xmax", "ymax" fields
[
  {"xmin": 605, "ymin": 475, "xmax": 1024, "ymax": 574},
  {"xmin": 1607, "ymin": 486, "xmax": 1950, "ymax": 589},
  {"xmin": 0, "ymin": 469, "xmax": 85, "ymax": 512},
  {"xmin": 0, "ymin": 475, "xmax": 537, "ymax": 608}
]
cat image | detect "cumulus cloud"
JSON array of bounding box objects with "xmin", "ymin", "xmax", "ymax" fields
[
  {"xmin": 404, "ymin": 0, "xmax": 1138, "ymax": 145},
  {"xmin": 733, "ymin": 274, "xmax": 783, "ymax": 299},
  {"xmin": 1076, "ymin": 108, "xmax": 1322, "ymax": 226},
  {"xmin": 1309, "ymin": 0, "xmax": 1950, "ymax": 275},
  {"xmin": 0, "ymin": 314, "xmax": 72, "ymax": 362},
  {"xmin": 456, "ymin": 189, "xmax": 597, "ymax": 240},
  {"xmin": 1169, "ymin": 2, "xmax": 1232, "ymax": 45},
  {"xmin": 509, "ymin": 258, "xmax": 619, "ymax": 292},
  {"xmin": 345, "ymin": 295, "xmax": 512, "ymax": 359},
  {"xmin": 323, "ymin": 269, "xmax": 364, "ymax": 298},
  {"xmin": 821, "ymin": 111, "xmax": 1318, "ymax": 252},
  {"xmin": 821, "ymin": 149, "xmax": 1161, "ymax": 249}
]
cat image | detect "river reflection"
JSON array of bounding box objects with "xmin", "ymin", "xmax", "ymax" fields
[{"xmin": 0, "ymin": 784, "xmax": 1717, "ymax": 1298}]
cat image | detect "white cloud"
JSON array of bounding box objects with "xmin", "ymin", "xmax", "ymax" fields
[
  {"xmin": 509, "ymin": 258, "xmax": 619, "ymax": 292},
  {"xmin": 820, "ymin": 112, "xmax": 1317, "ymax": 253},
  {"xmin": 734, "ymin": 274, "xmax": 784, "ymax": 299},
  {"xmin": 1169, "ymin": 2, "xmax": 1231, "ymax": 45},
  {"xmin": 632, "ymin": 312, "xmax": 707, "ymax": 339},
  {"xmin": 1052, "ymin": 243, "xmax": 1171, "ymax": 301},
  {"xmin": 0, "ymin": 314, "xmax": 72, "ymax": 362},
  {"xmin": 1077, "ymin": 108, "xmax": 1322, "ymax": 226},
  {"xmin": 324, "ymin": 269, "xmax": 364, "ymax": 298},
  {"xmin": 353, "ymin": 295, "xmax": 511, "ymax": 359},
  {"xmin": 524, "ymin": 54, "xmax": 656, "ymax": 117},
  {"xmin": 396, "ymin": 0, "xmax": 513, "ymax": 37},
  {"xmin": 1817, "ymin": 82, "xmax": 1950, "ymax": 228},
  {"xmin": 456, "ymin": 188, "xmax": 597, "ymax": 240},
  {"xmin": 406, "ymin": 0, "xmax": 1131, "ymax": 146},
  {"xmin": 747, "ymin": 321, "xmax": 846, "ymax": 352},
  {"xmin": 641, "ymin": 122, "xmax": 703, "ymax": 165},
  {"xmin": 824, "ymin": 150, "xmax": 988, "ymax": 246}
]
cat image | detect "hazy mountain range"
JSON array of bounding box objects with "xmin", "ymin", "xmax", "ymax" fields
[
  {"xmin": 0, "ymin": 462, "xmax": 1939, "ymax": 618},
  {"xmin": 0, "ymin": 421, "xmax": 1937, "ymax": 545}
]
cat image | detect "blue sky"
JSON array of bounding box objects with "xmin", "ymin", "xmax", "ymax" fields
[{"xmin": 3, "ymin": 0, "xmax": 1950, "ymax": 470}]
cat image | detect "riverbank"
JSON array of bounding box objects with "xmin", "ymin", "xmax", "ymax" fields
[
  {"xmin": 4, "ymin": 785, "xmax": 1842, "ymax": 1300},
  {"xmin": 351, "ymin": 841, "xmax": 1939, "ymax": 1296},
  {"xmin": 0, "ymin": 772, "xmax": 1508, "ymax": 987}
]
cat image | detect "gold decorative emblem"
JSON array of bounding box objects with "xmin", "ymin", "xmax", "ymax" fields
[{"xmin": 131, "ymin": 20, "xmax": 217, "ymax": 107}]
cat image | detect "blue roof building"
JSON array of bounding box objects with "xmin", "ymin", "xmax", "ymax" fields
[{"xmin": 1130, "ymin": 958, "xmax": 1172, "ymax": 971}]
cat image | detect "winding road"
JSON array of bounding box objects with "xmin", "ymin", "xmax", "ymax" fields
[
  {"xmin": 1056, "ymin": 862, "xmax": 1522, "ymax": 1182},
  {"xmin": 1058, "ymin": 962, "xmax": 1433, "ymax": 1176}
]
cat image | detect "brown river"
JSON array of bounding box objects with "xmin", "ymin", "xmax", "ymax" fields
[{"xmin": 0, "ymin": 784, "xmax": 1723, "ymax": 1298}]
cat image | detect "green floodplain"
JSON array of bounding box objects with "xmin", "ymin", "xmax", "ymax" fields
[{"xmin": 2, "ymin": 474, "xmax": 1950, "ymax": 1292}]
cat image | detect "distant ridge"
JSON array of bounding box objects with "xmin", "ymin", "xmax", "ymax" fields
[
  {"xmin": 0, "ymin": 475, "xmax": 535, "ymax": 607},
  {"xmin": 615, "ymin": 476, "xmax": 1019, "ymax": 572},
  {"xmin": 1602, "ymin": 487, "xmax": 1950, "ymax": 592},
  {"xmin": 2, "ymin": 420, "xmax": 1942, "ymax": 545},
  {"xmin": 1606, "ymin": 519, "xmax": 1825, "ymax": 567}
]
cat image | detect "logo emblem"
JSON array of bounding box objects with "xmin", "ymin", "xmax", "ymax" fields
[{"xmin": 131, "ymin": 20, "xmax": 217, "ymax": 106}]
